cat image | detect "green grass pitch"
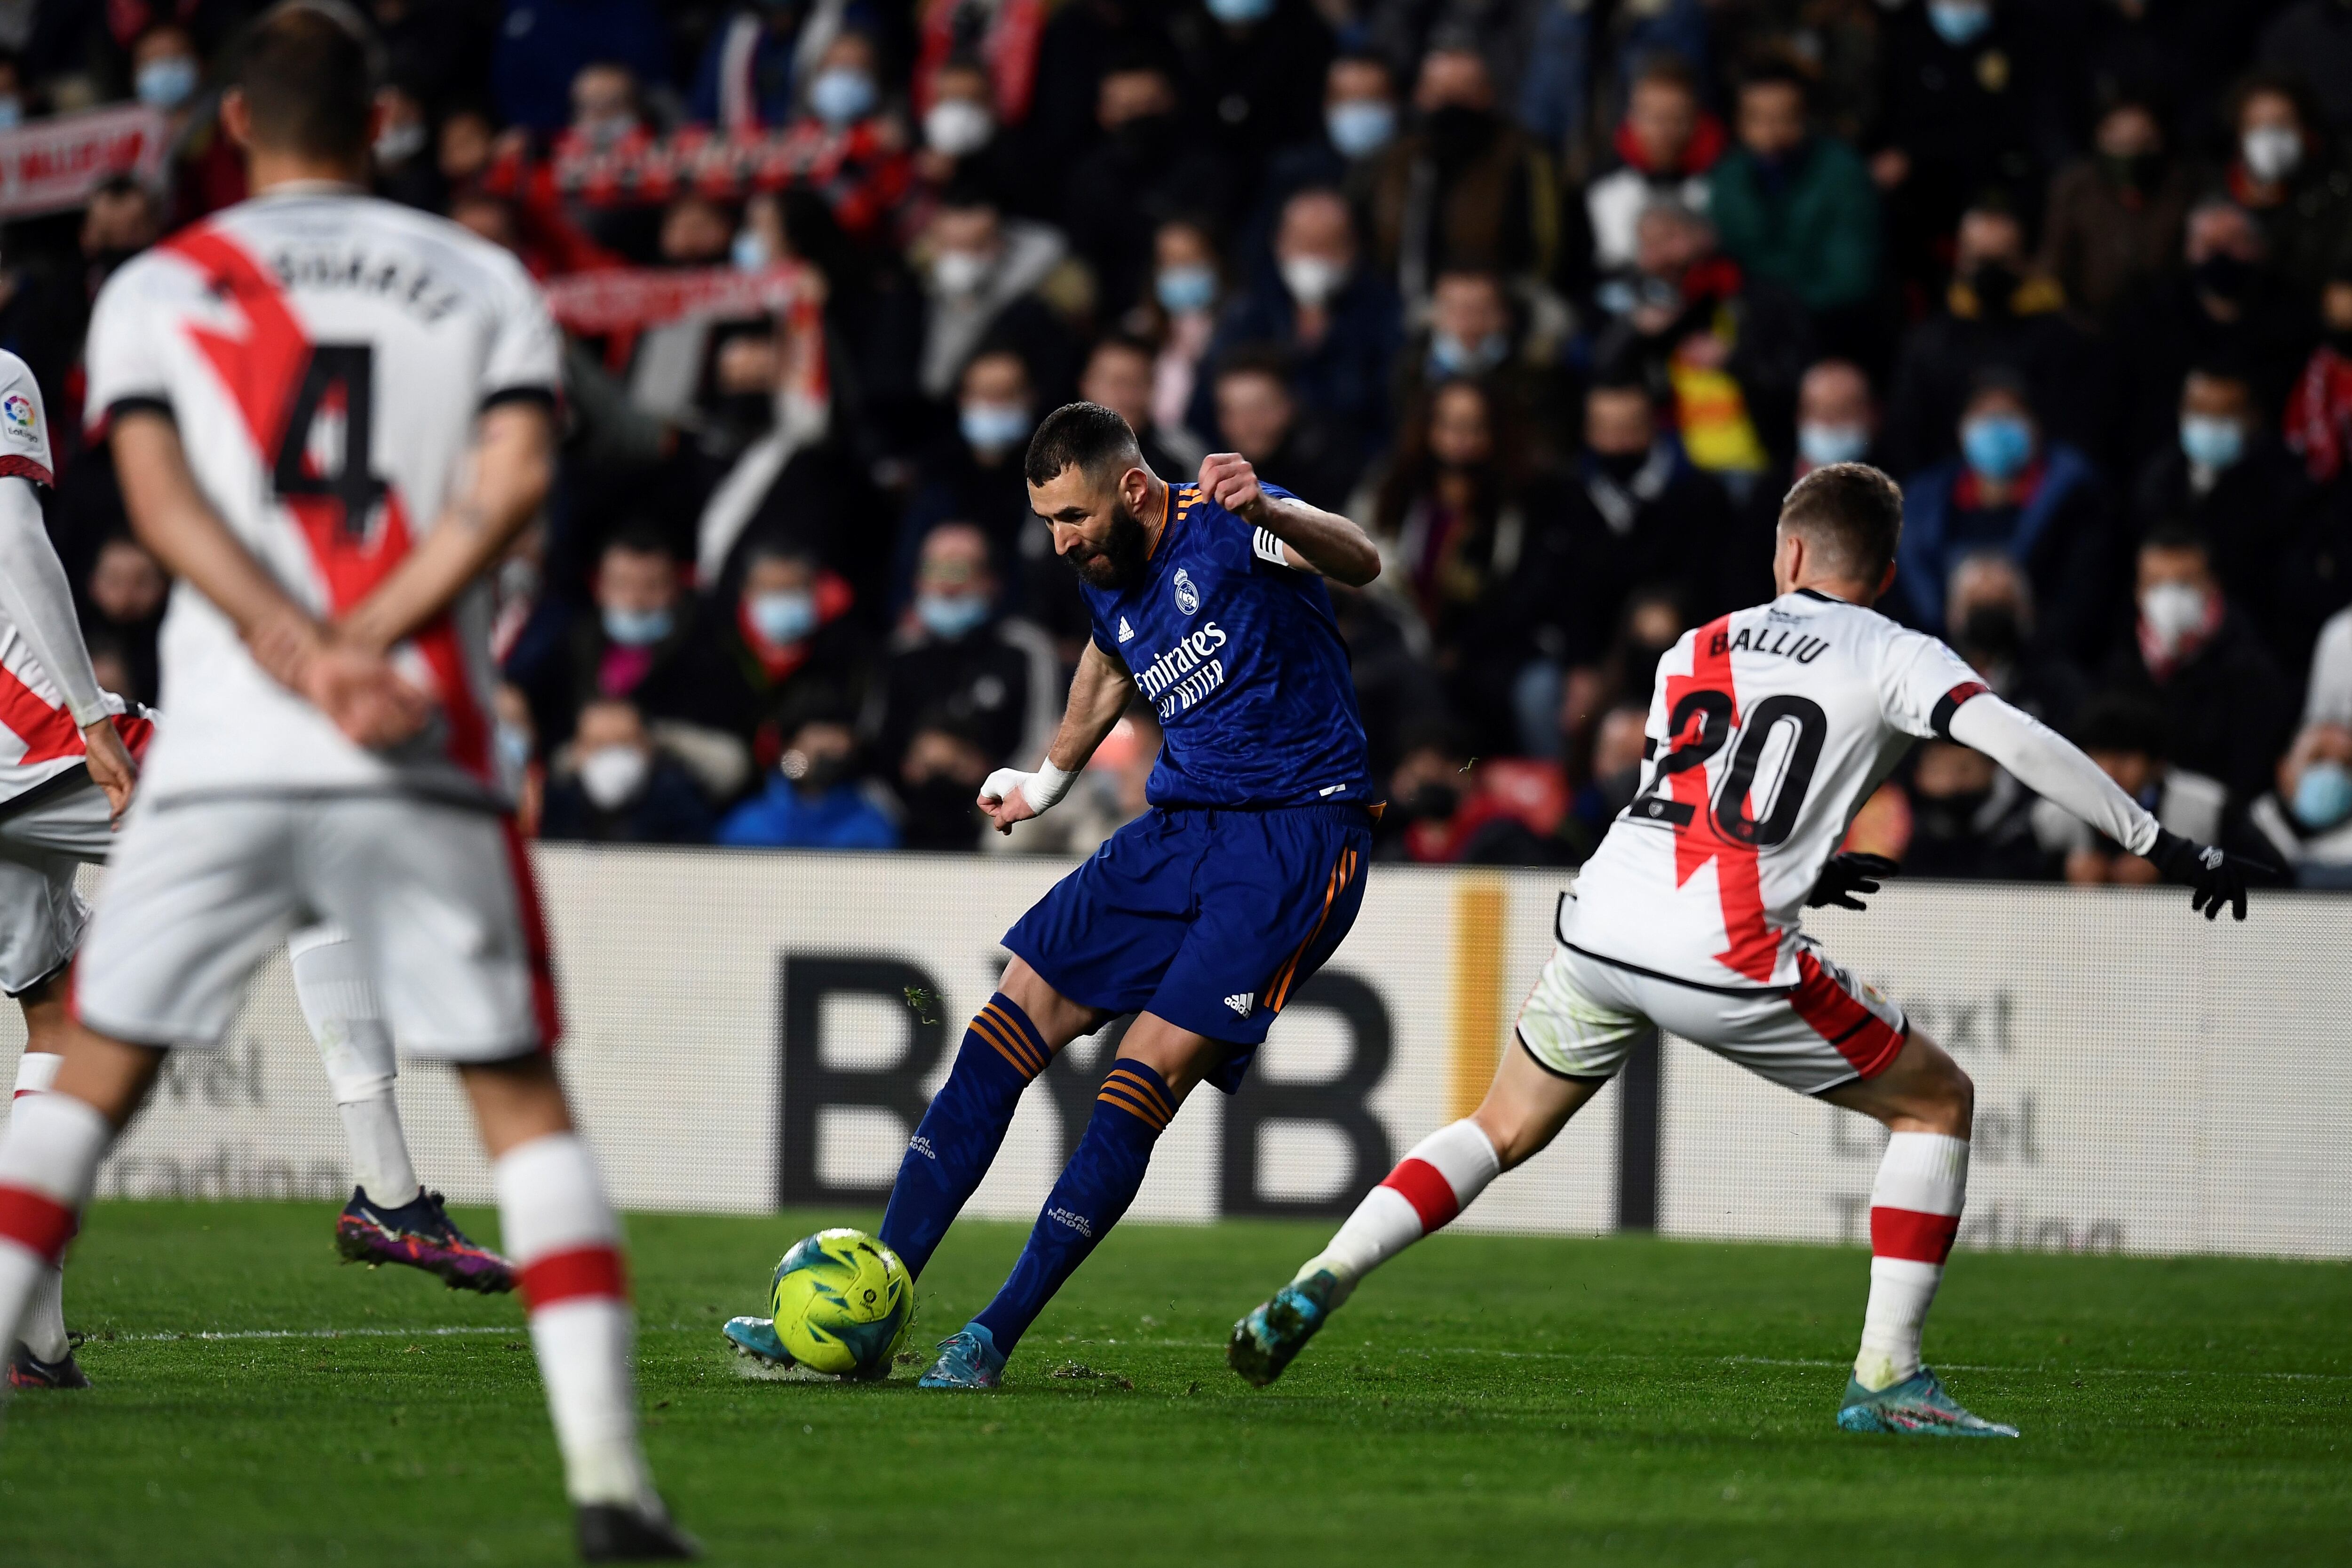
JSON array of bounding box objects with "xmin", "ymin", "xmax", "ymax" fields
[{"xmin": 1, "ymin": 1202, "xmax": 2347, "ymax": 1566}]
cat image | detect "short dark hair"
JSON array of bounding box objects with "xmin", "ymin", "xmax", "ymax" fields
[
  {"xmin": 1214, "ymin": 342, "xmax": 1294, "ymax": 389},
  {"xmin": 2141, "ymin": 517, "xmax": 2212, "ymax": 561},
  {"xmin": 1024, "ymin": 401, "xmax": 1141, "ymax": 487},
  {"xmin": 1737, "ymin": 55, "xmax": 1811, "ymax": 102},
  {"xmin": 1779, "ymin": 462, "xmax": 1903, "ymax": 584},
  {"xmin": 238, "ymin": 3, "xmax": 376, "ymax": 162},
  {"xmin": 2071, "ymin": 691, "xmax": 2169, "ymax": 761}
]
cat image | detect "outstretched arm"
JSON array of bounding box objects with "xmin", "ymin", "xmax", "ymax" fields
[
  {"xmin": 1947, "ymin": 692, "xmax": 2267, "ymax": 919},
  {"xmin": 978, "ymin": 640, "xmax": 1133, "ymax": 834},
  {"xmin": 0, "ymin": 475, "xmax": 138, "ymax": 820},
  {"xmin": 1198, "ymin": 452, "xmax": 1381, "ymax": 586},
  {"xmin": 111, "ymin": 411, "xmax": 427, "ymax": 749}
]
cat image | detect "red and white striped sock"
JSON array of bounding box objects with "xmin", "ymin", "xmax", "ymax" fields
[
  {"xmin": 0, "ymin": 1089, "xmax": 111, "ymax": 1368},
  {"xmin": 8, "ymin": 1052, "xmax": 70, "ymax": 1361},
  {"xmin": 1855, "ymin": 1130, "xmax": 1969, "ymax": 1392},
  {"xmin": 1295, "ymin": 1120, "xmax": 1502, "ymax": 1299},
  {"xmin": 494, "ymin": 1132, "xmax": 652, "ymax": 1509}
]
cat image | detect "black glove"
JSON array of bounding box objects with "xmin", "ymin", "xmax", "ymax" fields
[
  {"xmin": 2146, "ymin": 829, "xmax": 2271, "ymax": 922},
  {"xmin": 1806, "ymin": 852, "xmax": 1899, "ymax": 911}
]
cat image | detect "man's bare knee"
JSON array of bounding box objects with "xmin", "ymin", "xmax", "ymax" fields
[{"xmin": 994, "ymin": 957, "xmax": 1110, "ymax": 1051}]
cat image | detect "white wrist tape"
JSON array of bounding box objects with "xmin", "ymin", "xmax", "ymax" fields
[{"xmin": 983, "ymin": 761, "xmax": 1077, "ymax": 817}]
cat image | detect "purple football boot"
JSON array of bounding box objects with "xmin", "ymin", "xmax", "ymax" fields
[{"xmin": 334, "ymin": 1187, "xmax": 515, "ymax": 1293}]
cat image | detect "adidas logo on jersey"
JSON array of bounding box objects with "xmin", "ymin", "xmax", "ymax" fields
[
  {"xmin": 1118, "ymin": 616, "xmax": 1135, "ymax": 642},
  {"xmin": 1224, "ymin": 992, "xmax": 1255, "ymax": 1017}
]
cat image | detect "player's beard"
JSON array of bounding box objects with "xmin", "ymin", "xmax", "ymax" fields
[{"xmin": 1065, "ymin": 493, "xmax": 1151, "ymax": 590}]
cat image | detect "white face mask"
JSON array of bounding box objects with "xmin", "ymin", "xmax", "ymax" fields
[
  {"xmin": 924, "ymin": 98, "xmax": 994, "ymax": 158},
  {"xmin": 2242, "ymin": 125, "xmax": 2303, "ymax": 184},
  {"xmin": 930, "ymin": 247, "xmax": 993, "ymax": 297},
  {"xmin": 2140, "ymin": 580, "xmax": 2211, "ymax": 653},
  {"xmin": 374, "ymin": 119, "xmax": 427, "ymax": 166},
  {"xmin": 578, "ymin": 744, "xmax": 651, "ymax": 811},
  {"xmin": 1279, "ymin": 255, "xmax": 1347, "ymax": 307}
]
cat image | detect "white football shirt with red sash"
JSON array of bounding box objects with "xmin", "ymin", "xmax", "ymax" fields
[
  {"xmin": 81, "ymin": 183, "xmax": 560, "ymax": 807},
  {"xmin": 1565, "ymin": 587, "xmax": 1989, "ymax": 992}
]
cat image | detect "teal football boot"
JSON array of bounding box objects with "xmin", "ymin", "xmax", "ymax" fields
[
  {"xmin": 1227, "ymin": 1268, "xmax": 1342, "ymax": 1388},
  {"xmin": 1836, "ymin": 1368, "xmax": 2018, "ymax": 1437},
  {"xmin": 723, "ymin": 1315, "xmax": 793, "ymax": 1366},
  {"xmin": 918, "ymin": 1323, "xmax": 1005, "ymax": 1389}
]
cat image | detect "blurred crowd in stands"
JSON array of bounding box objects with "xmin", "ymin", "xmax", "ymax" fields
[{"xmin": 10, "ymin": 0, "xmax": 2352, "ymax": 886}]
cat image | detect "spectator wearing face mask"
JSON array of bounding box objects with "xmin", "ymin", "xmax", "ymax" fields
[
  {"xmin": 540, "ymin": 699, "xmax": 719, "ymax": 847},
  {"xmin": 1899, "ymin": 735, "xmax": 2046, "ymax": 881},
  {"xmin": 1060, "ymin": 57, "xmax": 1224, "ymax": 321},
  {"xmin": 1375, "ymin": 730, "xmax": 1561, "ymax": 867},
  {"xmin": 717, "ymin": 713, "xmax": 900, "ymax": 850},
  {"xmin": 2036, "ymin": 94, "xmax": 2193, "ymax": 325},
  {"xmin": 773, "ymin": 31, "xmax": 914, "ymax": 246},
  {"xmin": 1567, "ymin": 702, "xmax": 1653, "ymax": 855},
  {"xmin": 80, "ymin": 535, "xmax": 167, "ymax": 706},
  {"xmin": 2246, "ymin": 720, "xmax": 2352, "ymax": 887},
  {"xmin": 2135, "ymin": 365, "xmax": 2329, "ymax": 673},
  {"xmin": 1400, "ymin": 269, "xmax": 1573, "ymax": 469},
  {"xmin": 1707, "ymin": 59, "xmax": 1880, "ymax": 325},
  {"xmin": 906, "ymin": 186, "xmax": 1078, "ymax": 420},
  {"xmin": 1943, "ymin": 550, "xmax": 2087, "ymax": 735},
  {"xmin": 371, "ymin": 80, "xmax": 441, "ymax": 213},
  {"xmin": 1883, "ymin": 199, "xmax": 2095, "ymax": 478},
  {"xmin": 693, "ymin": 539, "xmax": 868, "ymax": 774},
  {"xmin": 870, "ymin": 522, "xmax": 1057, "ymax": 781},
  {"xmin": 1556, "ymin": 381, "xmax": 1735, "ymax": 669},
  {"xmin": 1793, "ymin": 359, "xmax": 1880, "ymax": 478},
  {"xmin": 1364, "ymin": 44, "xmax": 1561, "ymax": 307},
  {"xmin": 1592, "ymin": 198, "xmax": 1812, "ymax": 501},
  {"xmin": 2115, "ymin": 199, "xmax": 2316, "ymax": 472},
  {"xmin": 1584, "ymin": 56, "xmax": 1722, "ymax": 279},
  {"xmin": 1208, "ymin": 350, "xmax": 1360, "ymax": 515},
  {"xmin": 2224, "ymin": 73, "xmax": 2352, "ymax": 300},
  {"xmin": 896, "ymin": 347, "xmax": 1065, "ymax": 622},
  {"xmin": 1369, "ymin": 377, "xmax": 1575, "ymax": 759},
  {"xmin": 134, "ymin": 22, "xmax": 245, "ymax": 227},
  {"xmin": 1130, "ymin": 216, "xmax": 1223, "ymax": 454},
  {"xmin": 1256, "ymin": 53, "xmax": 1400, "ymax": 248},
  {"xmin": 692, "ymin": 0, "xmax": 888, "ymax": 132},
  {"xmin": 1898, "ymin": 373, "xmax": 2114, "ymax": 663},
  {"xmin": 1194, "ymin": 186, "xmax": 1402, "ymax": 463},
  {"xmin": 516, "ymin": 530, "xmax": 694, "ymax": 751},
  {"xmin": 2096, "ymin": 525, "xmax": 2295, "ymax": 807},
  {"xmin": 2035, "ymin": 692, "xmax": 2240, "ymax": 888},
  {"xmin": 893, "ymin": 716, "xmax": 994, "ymax": 853},
  {"xmin": 910, "ymin": 55, "xmax": 1033, "ymax": 216}
]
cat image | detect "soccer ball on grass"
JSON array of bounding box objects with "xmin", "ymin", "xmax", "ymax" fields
[{"xmin": 769, "ymin": 1228, "xmax": 912, "ymax": 1379}]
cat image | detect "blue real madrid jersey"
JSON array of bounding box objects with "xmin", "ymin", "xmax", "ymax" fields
[{"xmin": 1082, "ymin": 481, "xmax": 1375, "ymax": 809}]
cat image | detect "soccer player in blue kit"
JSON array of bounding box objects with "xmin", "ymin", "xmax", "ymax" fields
[{"xmin": 890, "ymin": 401, "xmax": 1383, "ymax": 1389}]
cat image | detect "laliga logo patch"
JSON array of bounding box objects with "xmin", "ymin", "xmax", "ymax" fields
[
  {"xmin": 1, "ymin": 393, "xmax": 35, "ymax": 436},
  {"xmin": 1172, "ymin": 567, "xmax": 1200, "ymax": 616}
]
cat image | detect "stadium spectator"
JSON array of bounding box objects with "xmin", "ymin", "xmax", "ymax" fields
[
  {"xmin": 1706, "ymin": 58, "xmax": 1880, "ymax": 323},
  {"xmin": 493, "ymin": 0, "xmax": 669, "ymax": 132},
  {"xmin": 2245, "ymin": 720, "xmax": 2352, "ymax": 887},
  {"xmin": 1793, "ymin": 359, "xmax": 1882, "ymax": 478},
  {"xmin": 906, "ymin": 185, "xmax": 1078, "ymax": 413},
  {"xmin": 372, "ymin": 79, "xmax": 441, "ymax": 212},
  {"xmin": 1165, "ymin": 0, "xmax": 1334, "ymax": 201},
  {"xmin": 2224, "ymin": 73, "xmax": 2352, "ymax": 299},
  {"xmin": 869, "ymin": 522, "xmax": 1058, "ymax": 780},
  {"xmin": 1256, "ymin": 52, "xmax": 1400, "ymax": 242},
  {"xmin": 2038, "ymin": 691, "xmax": 2232, "ymax": 886},
  {"xmin": 81, "ymin": 535, "xmax": 166, "ymax": 706},
  {"xmin": 2309, "ymin": 606, "xmax": 2352, "ymax": 730},
  {"xmin": 893, "ymin": 717, "xmax": 994, "ymax": 853},
  {"xmin": 514, "ymin": 530, "xmax": 695, "ymax": 750},
  {"xmin": 692, "ymin": 0, "xmax": 886, "ymax": 131},
  {"xmin": 1591, "ymin": 197, "xmax": 1811, "ymax": 496},
  {"xmin": 2134, "ymin": 365, "xmax": 2329, "ymax": 673},
  {"xmin": 1368, "ymin": 376, "xmax": 1575, "ymax": 758},
  {"xmin": 1883, "ymin": 197, "xmax": 2097, "ymax": 478},
  {"xmin": 1376, "ymin": 728, "xmax": 1561, "ymax": 867},
  {"xmin": 717, "ymin": 713, "xmax": 901, "ymax": 849},
  {"xmin": 1209, "ymin": 349, "xmax": 1361, "ymax": 515},
  {"xmin": 910, "ymin": 54, "xmax": 1031, "ymax": 217},
  {"xmin": 695, "ymin": 538, "xmax": 868, "ymax": 772},
  {"xmin": 1132, "ymin": 216, "xmax": 1223, "ymax": 456},
  {"xmin": 2035, "ymin": 94, "xmax": 2194, "ymax": 323},
  {"xmin": 2285, "ymin": 266, "xmax": 2352, "ymax": 484},
  {"xmin": 1900, "ymin": 737, "xmax": 2045, "ymax": 881},
  {"xmin": 1400, "ymin": 267, "xmax": 1575, "ymax": 465},
  {"xmin": 1079, "ymin": 333, "xmax": 1200, "ymax": 483},
  {"xmin": 2096, "ymin": 526, "xmax": 2296, "ymax": 808},
  {"xmin": 540, "ymin": 699, "xmax": 720, "ymax": 846},
  {"xmin": 1060, "ymin": 55, "xmax": 1222, "ymax": 320},
  {"xmin": 1896, "ymin": 372, "xmax": 2114, "ymax": 662},
  {"xmin": 2257, "ymin": 0, "xmax": 2352, "ymax": 136},
  {"xmin": 1364, "ymin": 43, "xmax": 1560, "ymax": 306},
  {"xmin": 1583, "ymin": 56, "xmax": 1721, "ymax": 277},
  {"xmin": 1944, "ymin": 550, "xmax": 2087, "ymax": 735},
  {"xmin": 1197, "ymin": 185, "xmax": 1402, "ymax": 461}
]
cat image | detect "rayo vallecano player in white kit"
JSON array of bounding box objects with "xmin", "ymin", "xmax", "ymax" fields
[
  {"xmin": 0, "ymin": 7, "xmax": 691, "ymax": 1559},
  {"xmin": 1229, "ymin": 462, "xmax": 2268, "ymax": 1436},
  {"xmin": 0, "ymin": 343, "xmax": 516, "ymax": 1395}
]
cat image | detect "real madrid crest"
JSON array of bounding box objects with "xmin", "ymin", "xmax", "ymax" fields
[{"xmin": 1172, "ymin": 568, "xmax": 1201, "ymax": 615}]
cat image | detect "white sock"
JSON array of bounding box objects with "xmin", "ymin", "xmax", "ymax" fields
[
  {"xmin": 1855, "ymin": 1130, "xmax": 1969, "ymax": 1392},
  {"xmin": 494, "ymin": 1132, "xmax": 652, "ymax": 1510},
  {"xmin": 289, "ymin": 925, "xmax": 421, "ymax": 1207},
  {"xmin": 0, "ymin": 1091, "xmax": 111, "ymax": 1361},
  {"xmin": 8, "ymin": 1052, "xmax": 69, "ymax": 1361},
  {"xmin": 1296, "ymin": 1120, "xmax": 1502, "ymax": 1299}
]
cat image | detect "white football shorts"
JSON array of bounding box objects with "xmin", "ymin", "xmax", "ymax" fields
[
  {"xmin": 73, "ymin": 794, "xmax": 556, "ymax": 1060},
  {"xmin": 1516, "ymin": 922, "xmax": 1907, "ymax": 1097},
  {"xmin": 0, "ymin": 775, "xmax": 114, "ymax": 995}
]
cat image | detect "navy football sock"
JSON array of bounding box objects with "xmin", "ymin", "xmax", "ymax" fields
[
  {"xmin": 879, "ymin": 994, "xmax": 1050, "ymax": 1279},
  {"xmin": 972, "ymin": 1059, "xmax": 1177, "ymax": 1357}
]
